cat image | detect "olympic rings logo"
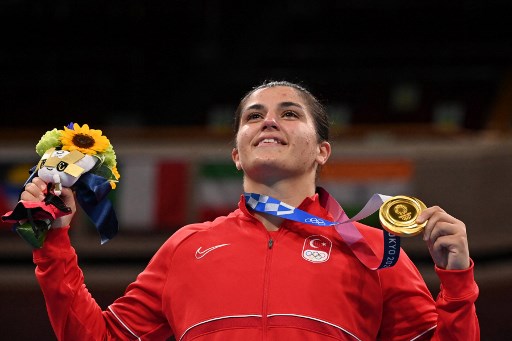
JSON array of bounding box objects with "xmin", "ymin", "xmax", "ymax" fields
[
  {"xmin": 304, "ymin": 250, "xmax": 327, "ymax": 260},
  {"xmin": 305, "ymin": 217, "xmax": 326, "ymax": 225}
]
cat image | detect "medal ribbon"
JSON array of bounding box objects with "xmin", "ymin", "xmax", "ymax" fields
[{"xmin": 244, "ymin": 187, "xmax": 400, "ymax": 269}]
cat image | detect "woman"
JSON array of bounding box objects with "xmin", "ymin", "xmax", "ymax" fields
[{"xmin": 24, "ymin": 81, "xmax": 479, "ymax": 340}]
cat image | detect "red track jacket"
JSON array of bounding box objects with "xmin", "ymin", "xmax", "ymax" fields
[{"xmin": 33, "ymin": 194, "xmax": 479, "ymax": 340}]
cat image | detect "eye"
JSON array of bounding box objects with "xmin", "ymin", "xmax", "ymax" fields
[
  {"xmin": 245, "ymin": 112, "xmax": 263, "ymax": 121},
  {"xmin": 282, "ymin": 110, "xmax": 299, "ymax": 118}
]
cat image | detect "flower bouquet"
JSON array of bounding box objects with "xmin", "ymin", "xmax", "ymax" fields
[{"xmin": 2, "ymin": 123, "xmax": 120, "ymax": 247}]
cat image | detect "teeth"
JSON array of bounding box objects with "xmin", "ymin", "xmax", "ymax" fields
[
  {"xmin": 259, "ymin": 138, "xmax": 282, "ymax": 145},
  {"xmin": 256, "ymin": 138, "xmax": 284, "ymax": 146}
]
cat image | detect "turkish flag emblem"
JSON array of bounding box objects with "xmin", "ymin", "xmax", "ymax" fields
[{"xmin": 302, "ymin": 235, "xmax": 332, "ymax": 263}]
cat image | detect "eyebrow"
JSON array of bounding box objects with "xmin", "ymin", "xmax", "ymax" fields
[{"xmin": 245, "ymin": 101, "xmax": 304, "ymax": 111}]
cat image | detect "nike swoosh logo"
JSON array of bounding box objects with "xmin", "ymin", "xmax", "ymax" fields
[{"xmin": 195, "ymin": 244, "xmax": 230, "ymax": 259}]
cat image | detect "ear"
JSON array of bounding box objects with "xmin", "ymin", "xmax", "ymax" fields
[
  {"xmin": 316, "ymin": 141, "xmax": 331, "ymax": 166},
  {"xmin": 232, "ymin": 148, "xmax": 242, "ymax": 170}
]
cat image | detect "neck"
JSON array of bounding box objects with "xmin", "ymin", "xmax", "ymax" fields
[
  {"xmin": 243, "ymin": 176, "xmax": 316, "ymax": 208},
  {"xmin": 243, "ymin": 174, "xmax": 317, "ymax": 231}
]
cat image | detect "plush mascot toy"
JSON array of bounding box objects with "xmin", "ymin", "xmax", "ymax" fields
[{"xmin": 2, "ymin": 123, "xmax": 120, "ymax": 248}]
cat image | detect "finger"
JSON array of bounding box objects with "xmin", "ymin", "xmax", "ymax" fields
[
  {"xmin": 428, "ymin": 236, "xmax": 447, "ymax": 268},
  {"xmin": 31, "ymin": 177, "xmax": 48, "ymax": 190},
  {"xmin": 19, "ymin": 177, "xmax": 47, "ymax": 201},
  {"xmin": 417, "ymin": 205, "xmax": 445, "ymax": 223},
  {"xmin": 58, "ymin": 187, "xmax": 77, "ymax": 211},
  {"xmin": 420, "ymin": 207, "xmax": 446, "ymax": 241},
  {"xmin": 21, "ymin": 182, "xmax": 45, "ymax": 201},
  {"xmin": 428, "ymin": 220, "xmax": 462, "ymax": 244},
  {"xmin": 20, "ymin": 186, "xmax": 42, "ymax": 201},
  {"xmin": 430, "ymin": 234, "xmax": 470, "ymax": 269},
  {"xmin": 59, "ymin": 187, "xmax": 75, "ymax": 202},
  {"xmin": 421, "ymin": 209, "xmax": 458, "ymax": 242},
  {"xmin": 434, "ymin": 232, "xmax": 468, "ymax": 251}
]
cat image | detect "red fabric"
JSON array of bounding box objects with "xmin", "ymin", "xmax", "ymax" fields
[
  {"xmin": 33, "ymin": 194, "xmax": 479, "ymax": 340},
  {"xmin": 155, "ymin": 162, "xmax": 188, "ymax": 230},
  {"xmin": 2, "ymin": 199, "xmax": 71, "ymax": 222}
]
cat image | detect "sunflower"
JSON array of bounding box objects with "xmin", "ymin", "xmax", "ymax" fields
[
  {"xmin": 60, "ymin": 123, "xmax": 110, "ymax": 155},
  {"xmin": 34, "ymin": 122, "xmax": 120, "ymax": 190}
]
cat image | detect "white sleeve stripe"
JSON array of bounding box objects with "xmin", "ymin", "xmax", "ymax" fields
[
  {"xmin": 179, "ymin": 315, "xmax": 262, "ymax": 341},
  {"xmin": 108, "ymin": 306, "xmax": 141, "ymax": 340},
  {"xmin": 267, "ymin": 314, "xmax": 362, "ymax": 341},
  {"xmin": 410, "ymin": 325, "xmax": 437, "ymax": 341}
]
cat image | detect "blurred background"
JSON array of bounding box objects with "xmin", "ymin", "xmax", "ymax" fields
[{"xmin": 1, "ymin": 1, "xmax": 512, "ymax": 339}]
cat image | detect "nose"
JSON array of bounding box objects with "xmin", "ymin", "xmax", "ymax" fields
[{"xmin": 262, "ymin": 112, "xmax": 280, "ymax": 130}]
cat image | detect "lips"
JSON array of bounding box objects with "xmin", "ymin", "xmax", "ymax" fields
[{"xmin": 255, "ymin": 137, "xmax": 286, "ymax": 147}]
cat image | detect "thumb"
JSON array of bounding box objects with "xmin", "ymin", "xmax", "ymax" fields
[{"xmin": 52, "ymin": 187, "xmax": 77, "ymax": 228}]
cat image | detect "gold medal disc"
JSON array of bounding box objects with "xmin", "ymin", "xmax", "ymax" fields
[{"xmin": 379, "ymin": 196, "xmax": 427, "ymax": 237}]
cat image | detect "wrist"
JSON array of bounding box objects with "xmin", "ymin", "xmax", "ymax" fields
[
  {"xmin": 435, "ymin": 259, "xmax": 478, "ymax": 299},
  {"xmin": 52, "ymin": 215, "xmax": 73, "ymax": 228}
]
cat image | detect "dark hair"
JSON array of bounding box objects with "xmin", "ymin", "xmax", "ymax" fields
[{"xmin": 233, "ymin": 81, "xmax": 329, "ymax": 143}]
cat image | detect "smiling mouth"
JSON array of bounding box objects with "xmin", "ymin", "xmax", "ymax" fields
[{"xmin": 256, "ymin": 138, "xmax": 286, "ymax": 147}]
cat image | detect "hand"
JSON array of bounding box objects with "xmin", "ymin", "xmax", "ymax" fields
[
  {"xmin": 20, "ymin": 176, "xmax": 77, "ymax": 228},
  {"xmin": 417, "ymin": 206, "xmax": 470, "ymax": 270}
]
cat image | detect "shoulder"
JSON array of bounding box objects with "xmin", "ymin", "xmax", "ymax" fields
[{"xmin": 159, "ymin": 209, "xmax": 244, "ymax": 252}]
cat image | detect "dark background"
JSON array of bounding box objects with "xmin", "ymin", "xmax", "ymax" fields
[
  {"xmin": 1, "ymin": 1, "xmax": 512, "ymax": 340},
  {"xmin": 1, "ymin": 0, "xmax": 511, "ymax": 132}
]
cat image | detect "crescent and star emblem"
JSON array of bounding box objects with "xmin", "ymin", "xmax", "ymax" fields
[{"xmin": 309, "ymin": 239, "xmax": 320, "ymax": 248}]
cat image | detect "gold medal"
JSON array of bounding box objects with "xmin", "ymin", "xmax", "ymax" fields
[{"xmin": 379, "ymin": 196, "xmax": 427, "ymax": 237}]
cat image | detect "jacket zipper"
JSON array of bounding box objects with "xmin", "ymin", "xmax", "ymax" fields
[{"xmin": 262, "ymin": 231, "xmax": 279, "ymax": 340}]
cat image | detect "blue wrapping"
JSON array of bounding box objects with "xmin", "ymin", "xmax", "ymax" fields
[{"xmin": 74, "ymin": 172, "xmax": 119, "ymax": 244}]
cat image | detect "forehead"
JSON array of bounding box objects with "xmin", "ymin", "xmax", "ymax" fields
[{"xmin": 243, "ymin": 86, "xmax": 306, "ymax": 108}]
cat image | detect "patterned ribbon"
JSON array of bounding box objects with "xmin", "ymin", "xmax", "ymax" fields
[{"xmin": 244, "ymin": 187, "xmax": 400, "ymax": 269}]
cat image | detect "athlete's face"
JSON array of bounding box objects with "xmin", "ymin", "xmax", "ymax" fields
[{"xmin": 232, "ymin": 86, "xmax": 330, "ymax": 182}]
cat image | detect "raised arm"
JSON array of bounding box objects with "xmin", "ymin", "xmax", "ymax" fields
[
  {"xmin": 419, "ymin": 206, "xmax": 480, "ymax": 340},
  {"xmin": 24, "ymin": 177, "xmax": 172, "ymax": 340}
]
